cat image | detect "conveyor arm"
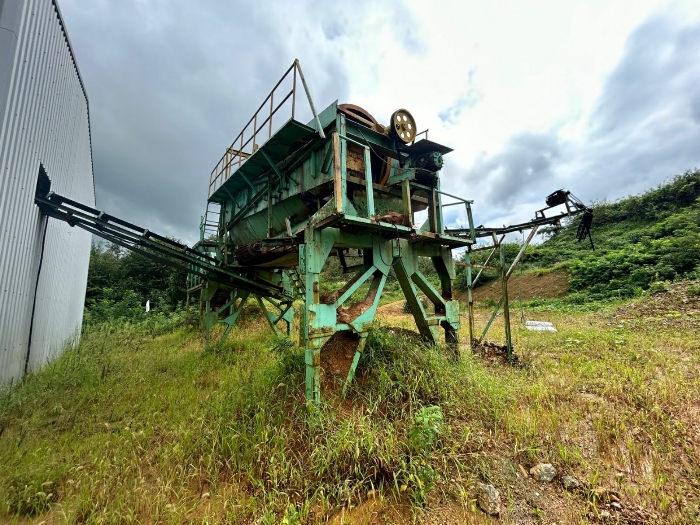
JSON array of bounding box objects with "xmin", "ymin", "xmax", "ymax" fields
[{"xmin": 35, "ymin": 191, "xmax": 292, "ymax": 299}]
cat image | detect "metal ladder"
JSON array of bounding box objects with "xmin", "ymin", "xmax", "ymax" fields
[{"xmin": 201, "ymin": 201, "xmax": 221, "ymax": 241}]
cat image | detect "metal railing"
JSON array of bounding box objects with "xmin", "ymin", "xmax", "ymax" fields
[
  {"xmin": 437, "ymin": 189, "xmax": 475, "ymax": 241},
  {"xmin": 413, "ymin": 129, "xmax": 429, "ymax": 142},
  {"xmin": 207, "ymin": 59, "xmax": 325, "ymax": 198}
]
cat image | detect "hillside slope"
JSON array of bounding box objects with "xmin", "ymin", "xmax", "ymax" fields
[{"xmin": 462, "ymin": 169, "xmax": 700, "ymax": 303}]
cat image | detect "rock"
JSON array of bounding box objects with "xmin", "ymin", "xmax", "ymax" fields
[
  {"xmin": 530, "ymin": 463, "xmax": 557, "ymax": 482},
  {"xmin": 476, "ymin": 483, "xmax": 501, "ymax": 516},
  {"xmin": 589, "ymin": 486, "xmax": 621, "ymax": 503},
  {"xmin": 526, "ymin": 492, "xmax": 542, "ymax": 509},
  {"xmin": 561, "ymin": 475, "xmax": 581, "ymax": 491}
]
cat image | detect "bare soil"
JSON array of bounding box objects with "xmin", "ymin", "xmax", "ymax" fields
[
  {"xmin": 463, "ymin": 270, "xmax": 570, "ymax": 303},
  {"xmin": 613, "ymin": 281, "xmax": 700, "ymax": 328},
  {"xmin": 320, "ymin": 331, "xmax": 361, "ymax": 388}
]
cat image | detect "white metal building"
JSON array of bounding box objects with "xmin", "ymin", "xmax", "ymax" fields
[{"xmin": 0, "ymin": 0, "xmax": 94, "ymax": 385}]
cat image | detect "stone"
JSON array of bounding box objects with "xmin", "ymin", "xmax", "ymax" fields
[
  {"xmin": 561, "ymin": 475, "xmax": 581, "ymax": 491},
  {"xmin": 530, "ymin": 463, "xmax": 557, "ymax": 482},
  {"xmin": 526, "ymin": 492, "xmax": 542, "ymax": 509},
  {"xmin": 476, "ymin": 483, "xmax": 501, "ymax": 516}
]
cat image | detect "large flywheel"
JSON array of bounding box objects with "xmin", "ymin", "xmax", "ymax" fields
[{"xmin": 389, "ymin": 108, "xmax": 417, "ymax": 144}]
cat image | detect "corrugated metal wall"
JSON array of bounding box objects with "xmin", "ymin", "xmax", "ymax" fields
[{"xmin": 0, "ymin": 0, "xmax": 94, "ymax": 385}]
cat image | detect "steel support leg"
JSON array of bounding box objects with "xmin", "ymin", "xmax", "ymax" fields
[
  {"xmin": 342, "ymin": 334, "xmax": 368, "ymax": 398},
  {"xmin": 465, "ymin": 250, "xmax": 475, "ymax": 348},
  {"xmin": 500, "ymin": 243, "xmax": 514, "ymax": 361}
]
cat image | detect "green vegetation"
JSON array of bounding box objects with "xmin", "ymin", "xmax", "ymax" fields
[
  {"xmin": 460, "ymin": 169, "xmax": 700, "ymax": 305},
  {"xmin": 84, "ymin": 242, "xmax": 187, "ymax": 324},
  {"xmin": 2, "ymin": 291, "xmax": 699, "ymax": 523}
]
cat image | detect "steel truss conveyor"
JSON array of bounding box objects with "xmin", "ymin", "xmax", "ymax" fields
[{"xmin": 35, "ymin": 190, "xmax": 294, "ymax": 301}]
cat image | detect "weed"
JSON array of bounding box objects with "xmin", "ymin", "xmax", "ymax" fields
[
  {"xmin": 1, "ymin": 297, "xmax": 699, "ymax": 522},
  {"xmin": 409, "ymin": 406, "xmax": 443, "ymax": 451},
  {"xmin": 648, "ymin": 280, "xmax": 669, "ymax": 294}
]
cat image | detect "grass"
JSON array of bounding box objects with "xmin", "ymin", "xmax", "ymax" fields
[{"xmin": 1, "ymin": 290, "xmax": 700, "ymax": 524}]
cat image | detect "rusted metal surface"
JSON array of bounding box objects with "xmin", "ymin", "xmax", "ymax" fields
[
  {"xmin": 232, "ymin": 239, "xmax": 300, "ymax": 266},
  {"xmin": 337, "ymin": 103, "xmax": 378, "ymax": 127},
  {"xmin": 545, "ymin": 189, "xmax": 570, "ymax": 207},
  {"xmin": 389, "ymin": 108, "xmax": 417, "ymax": 143}
]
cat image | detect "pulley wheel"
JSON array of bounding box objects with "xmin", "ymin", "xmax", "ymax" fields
[
  {"xmin": 389, "ymin": 108, "xmax": 417, "ymax": 144},
  {"xmin": 337, "ymin": 103, "xmax": 378, "ymax": 127}
]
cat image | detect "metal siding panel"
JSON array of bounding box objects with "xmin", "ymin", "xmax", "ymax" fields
[
  {"xmin": 4, "ymin": 0, "xmax": 46, "ymax": 366},
  {"xmin": 29, "ymin": 18, "xmax": 87, "ymax": 369},
  {"xmin": 29, "ymin": 5, "xmax": 93, "ymax": 371},
  {"xmin": 0, "ymin": 0, "xmax": 39, "ymax": 384},
  {"xmin": 0, "ymin": 0, "xmax": 94, "ymax": 384},
  {"xmin": 36, "ymin": 6, "xmax": 62, "ymax": 175},
  {"xmin": 0, "ymin": 0, "xmax": 24, "ymax": 135},
  {"xmin": 28, "ymin": 2, "xmax": 81, "ymax": 370},
  {"xmin": 25, "ymin": 0, "xmax": 61, "ymax": 368}
]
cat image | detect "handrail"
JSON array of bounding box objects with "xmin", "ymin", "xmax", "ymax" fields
[
  {"xmin": 208, "ymin": 59, "xmax": 325, "ymax": 198},
  {"xmin": 435, "ymin": 189, "xmax": 476, "ymax": 241}
]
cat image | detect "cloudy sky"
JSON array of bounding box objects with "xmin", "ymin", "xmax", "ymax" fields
[{"xmin": 59, "ymin": 0, "xmax": 700, "ymax": 245}]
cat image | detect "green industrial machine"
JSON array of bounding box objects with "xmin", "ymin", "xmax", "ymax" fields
[
  {"xmin": 36, "ymin": 60, "xmax": 592, "ymax": 405},
  {"xmin": 190, "ymin": 61, "xmax": 477, "ymax": 404}
]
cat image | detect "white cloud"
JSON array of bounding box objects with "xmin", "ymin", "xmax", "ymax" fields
[{"xmin": 58, "ymin": 0, "xmax": 700, "ymax": 244}]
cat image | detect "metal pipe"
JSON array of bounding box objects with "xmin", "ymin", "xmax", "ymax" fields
[
  {"xmin": 500, "ymin": 243, "xmax": 513, "ymax": 361},
  {"xmin": 269, "ymin": 91, "xmax": 274, "ymax": 138},
  {"xmin": 267, "ymin": 175, "xmax": 273, "ymax": 238},
  {"xmin": 465, "ymin": 250, "xmax": 475, "ymax": 347},
  {"xmin": 209, "ymin": 63, "xmax": 295, "ymax": 173},
  {"xmin": 472, "ymin": 246, "xmax": 497, "ymax": 285},
  {"xmin": 254, "ymin": 90, "xmax": 293, "ymax": 138},
  {"xmin": 479, "ymin": 297, "xmax": 503, "ymax": 343},
  {"xmin": 506, "ymin": 225, "xmax": 539, "ymax": 280},
  {"xmin": 466, "ymin": 202, "xmax": 476, "ymax": 241},
  {"xmin": 363, "ymin": 147, "xmax": 375, "ymax": 217},
  {"xmin": 337, "ymin": 133, "xmax": 368, "ymax": 148},
  {"xmin": 435, "ymin": 189, "xmax": 474, "ymax": 204},
  {"xmin": 295, "ymin": 59, "xmax": 326, "ymax": 139},
  {"xmin": 292, "ymin": 66, "xmax": 297, "ymax": 119}
]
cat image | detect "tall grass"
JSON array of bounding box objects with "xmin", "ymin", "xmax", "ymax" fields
[{"xmin": 1, "ymin": 300, "xmax": 699, "ymax": 523}]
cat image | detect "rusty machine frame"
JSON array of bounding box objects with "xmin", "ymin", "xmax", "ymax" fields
[{"xmin": 35, "ymin": 60, "xmax": 592, "ymax": 405}]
